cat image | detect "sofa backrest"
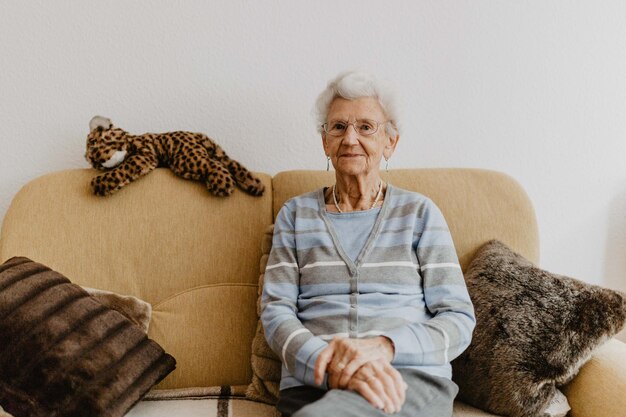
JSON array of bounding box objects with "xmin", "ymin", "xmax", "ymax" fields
[
  {"xmin": 0, "ymin": 167, "xmax": 538, "ymax": 389},
  {"xmin": 0, "ymin": 168, "xmax": 273, "ymax": 389},
  {"xmin": 273, "ymin": 169, "xmax": 539, "ymax": 272}
]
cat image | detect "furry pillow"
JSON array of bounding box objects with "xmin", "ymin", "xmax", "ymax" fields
[
  {"xmin": 452, "ymin": 240, "xmax": 626, "ymax": 417},
  {"xmin": 0, "ymin": 256, "xmax": 176, "ymax": 417},
  {"xmin": 83, "ymin": 287, "xmax": 152, "ymax": 333},
  {"xmin": 245, "ymin": 225, "xmax": 281, "ymax": 405}
]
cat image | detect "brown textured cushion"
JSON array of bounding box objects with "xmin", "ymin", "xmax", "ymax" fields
[
  {"xmin": 0, "ymin": 256, "xmax": 176, "ymax": 417},
  {"xmin": 452, "ymin": 240, "xmax": 626, "ymax": 417},
  {"xmin": 245, "ymin": 225, "xmax": 281, "ymax": 405}
]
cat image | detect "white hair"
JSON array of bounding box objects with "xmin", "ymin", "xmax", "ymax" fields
[{"xmin": 314, "ymin": 71, "xmax": 400, "ymax": 136}]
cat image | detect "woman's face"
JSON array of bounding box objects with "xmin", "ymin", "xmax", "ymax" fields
[{"xmin": 322, "ymin": 97, "xmax": 399, "ymax": 178}]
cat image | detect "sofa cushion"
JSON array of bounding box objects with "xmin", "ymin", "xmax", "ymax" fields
[
  {"xmin": 126, "ymin": 398, "xmax": 499, "ymax": 417},
  {"xmin": 128, "ymin": 385, "xmax": 498, "ymax": 417},
  {"xmin": 0, "ymin": 257, "xmax": 176, "ymax": 417},
  {"xmin": 561, "ymin": 339, "xmax": 626, "ymax": 417},
  {"xmin": 128, "ymin": 385, "xmax": 280, "ymax": 417},
  {"xmin": 246, "ymin": 225, "xmax": 281, "ymax": 405},
  {"xmin": 452, "ymin": 240, "xmax": 626, "ymax": 417}
]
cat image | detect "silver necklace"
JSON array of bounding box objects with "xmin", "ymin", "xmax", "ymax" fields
[{"xmin": 332, "ymin": 180, "xmax": 384, "ymax": 213}]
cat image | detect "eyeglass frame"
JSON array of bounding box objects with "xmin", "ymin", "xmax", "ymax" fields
[{"xmin": 321, "ymin": 119, "xmax": 390, "ymax": 137}]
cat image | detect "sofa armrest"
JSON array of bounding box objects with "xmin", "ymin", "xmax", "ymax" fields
[{"xmin": 562, "ymin": 338, "xmax": 626, "ymax": 417}]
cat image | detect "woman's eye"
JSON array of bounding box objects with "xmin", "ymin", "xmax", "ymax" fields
[
  {"xmin": 359, "ymin": 120, "xmax": 376, "ymax": 131},
  {"xmin": 333, "ymin": 123, "xmax": 346, "ymax": 130}
]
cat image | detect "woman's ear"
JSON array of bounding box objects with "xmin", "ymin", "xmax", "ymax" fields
[
  {"xmin": 383, "ymin": 134, "xmax": 400, "ymax": 160},
  {"xmin": 321, "ymin": 134, "xmax": 329, "ymax": 155}
]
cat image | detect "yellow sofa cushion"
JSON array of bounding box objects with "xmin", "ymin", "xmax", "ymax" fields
[{"xmin": 562, "ymin": 339, "xmax": 626, "ymax": 417}]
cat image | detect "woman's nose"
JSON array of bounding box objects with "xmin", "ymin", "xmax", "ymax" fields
[{"xmin": 342, "ymin": 124, "xmax": 360, "ymax": 143}]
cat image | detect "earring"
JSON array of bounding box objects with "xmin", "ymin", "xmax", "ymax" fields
[
  {"xmin": 326, "ymin": 156, "xmax": 330, "ymax": 171},
  {"xmin": 385, "ymin": 157, "xmax": 389, "ymax": 172}
]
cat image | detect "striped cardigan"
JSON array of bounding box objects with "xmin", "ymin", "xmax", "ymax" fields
[{"xmin": 261, "ymin": 185, "xmax": 476, "ymax": 390}]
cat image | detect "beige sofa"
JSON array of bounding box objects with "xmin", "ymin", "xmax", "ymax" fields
[{"xmin": 0, "ymin": 168, "xmax": 624, "ymax": 417}]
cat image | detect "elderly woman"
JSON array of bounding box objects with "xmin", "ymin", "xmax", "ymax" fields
[{"xmin": 261, "ymin": 71, "xmax": 475, "ymax": 417}]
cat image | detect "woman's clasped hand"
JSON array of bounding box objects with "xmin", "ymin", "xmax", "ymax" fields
[{"xmin": 314, "ymin": 336, "xmax": 408, "ymax": 414}]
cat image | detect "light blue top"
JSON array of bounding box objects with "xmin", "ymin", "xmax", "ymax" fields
[{"xmin": 326, "ymin": 207, "xmax": 381, "ymax": 263}]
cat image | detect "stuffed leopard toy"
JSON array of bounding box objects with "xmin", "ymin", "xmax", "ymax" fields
[{"xmin": 85, "ymin": 116, "xmax": 265, "ymax": 197}]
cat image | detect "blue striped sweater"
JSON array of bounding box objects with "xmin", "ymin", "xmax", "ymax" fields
[{"xmin": 261, "ymin": 185, "xmax": 476, "ymax": 390}]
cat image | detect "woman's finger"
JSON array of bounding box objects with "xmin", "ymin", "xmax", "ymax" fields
[
  {"xmin": 386, "ymin": 366, "xmax": 407, "ymax": 405},
  {"xmin": 358, "ymin": 361, "xmax": 394, "ymax": 413},
  {"xmin": 335, "ymin": 341, "xmax": 369, "ymax": 388},
  {"xmin": 366, "ymin": 375, "xmax": 395, "ymax": 413},
  {"xmin": 366, "ymin": 359, "xmax": 405, "ymax": 413},
  {"xmin": 329, "ymin": 338, "xmax": 351, "ymax": 370},
  {"xmin": 328, "ymin": 365, "xmax": 341, "ymax": 388},
  {"xmin": 314, "ymin": 344, "xmax": 335, "ymax": 385},
  {"xmin": 368, "ymin": 361, "xmax": 399, "ymax": 413},
  {"xmin": 337, "ymin": 353, "xmax": 368, "ymax": 388},
  {"xmin": 381, "ymin": 361, "xmax": 407, "ymax": 411},
  {"xmin": 348, "ymin": 379, "xmax": 384, "ymax": 411},
  {"xmin": 378, "ymin": 362, "xmax": 404, "ymax": 412},
  {"xmin": 335, "ymin": 338, "xmax": 387, "ymax": 389},
  {"xmin": 327, "ymin": 338, "xmax": 358, "ymax": 388}
]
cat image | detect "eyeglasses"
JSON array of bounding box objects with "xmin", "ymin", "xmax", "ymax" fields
[{"xmin": 322, "ymin": 119, "xmax": 388, "ymax": 137}]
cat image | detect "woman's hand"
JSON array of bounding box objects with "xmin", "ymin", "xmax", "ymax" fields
[
  {"xmin": 314, "ymin": 336, "xmax": 407, "ymax": 413},
  {"xmin": 347, "ymin": 358, "xmax": 408, "ymax": 414},
  {"xmin": 314, "ymin": 336, "xmax": 394, "ymax": 388}
]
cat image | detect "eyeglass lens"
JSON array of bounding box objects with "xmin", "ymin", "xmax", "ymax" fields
[{"xmin": 324, "ymin": 119, "xmax": 379, "ymax": 136}]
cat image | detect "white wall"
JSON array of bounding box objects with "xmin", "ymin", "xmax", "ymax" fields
[{"xmin": 1, "ymin": 1, "xmax": 625, "ymax": 302}]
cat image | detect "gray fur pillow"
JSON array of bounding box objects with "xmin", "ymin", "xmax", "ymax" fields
[{"xmin": 452, "ymin": 240, "xmax": 626, "ymax": 417}]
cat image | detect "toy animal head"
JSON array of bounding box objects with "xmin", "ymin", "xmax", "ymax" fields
[{"xmin": 85, "ymin": 116, "xmax": 131, "ymax": 170}]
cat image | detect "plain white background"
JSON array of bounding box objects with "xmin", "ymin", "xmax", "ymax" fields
[{"xmin": 1, "ymin": 1, "xmax": 625, "ymax": 338}]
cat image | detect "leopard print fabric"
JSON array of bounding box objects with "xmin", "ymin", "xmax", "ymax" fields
[{"xmin": 85, "ymin": 116, "xmax": 265, "ymax": 197}]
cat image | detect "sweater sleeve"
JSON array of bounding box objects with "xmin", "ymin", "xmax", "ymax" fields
[
  {"xmin": 260, "ymin": 204, "xmax": 329, "ymax": 388},
  {"xmin": 383, "ymin": 198, "xmax": 476, "ymax": 367}
]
